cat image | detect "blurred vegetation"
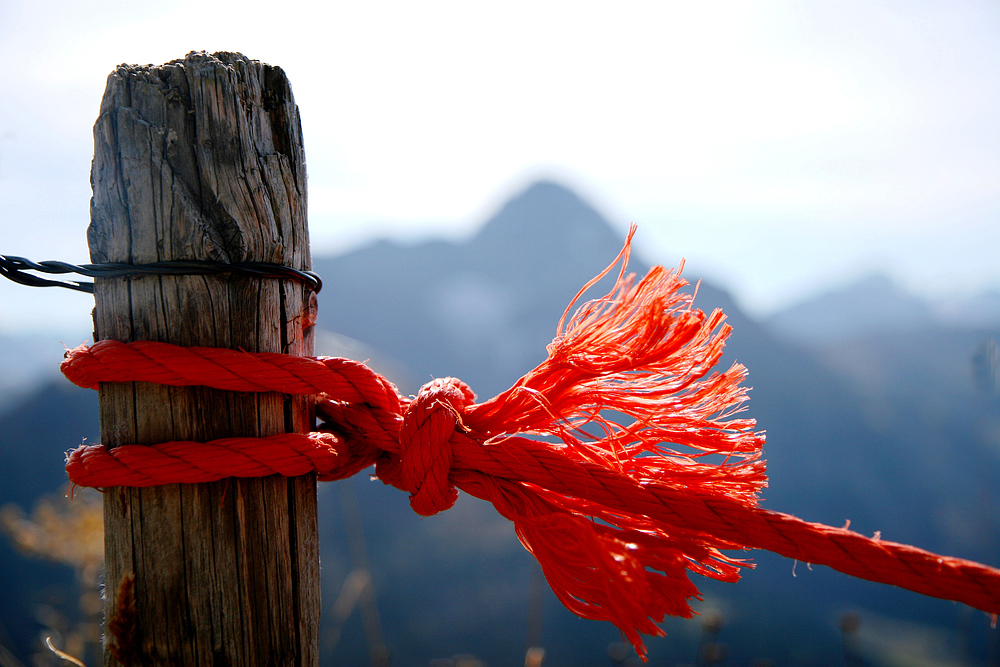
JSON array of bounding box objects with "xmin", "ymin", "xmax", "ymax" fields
[{"xmin": 0, "ymin": 488, "xmax": 103, "ymax": 666}]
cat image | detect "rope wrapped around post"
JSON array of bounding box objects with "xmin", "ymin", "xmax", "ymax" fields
[{"xmin": 60, "ymin": 229, "xmax": 1000, "ymax": 660}]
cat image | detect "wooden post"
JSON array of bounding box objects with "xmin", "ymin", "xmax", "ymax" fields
[{"xmin": 88, "ymin": 51, "xmax": 318, "ymax": 666}]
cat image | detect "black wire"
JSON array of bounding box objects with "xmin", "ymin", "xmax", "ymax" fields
[{"xmin": 0, "ymin": 255, "xmax": 322, "ymax": 294}]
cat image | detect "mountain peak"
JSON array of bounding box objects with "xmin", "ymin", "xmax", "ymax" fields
[
  {"xmin": 766, "ymin": 272, "xmax": 936, "ymax": 346},
  {"xmin": 471, "ymin": 180, "xmax": 625, "ymax": 254}
]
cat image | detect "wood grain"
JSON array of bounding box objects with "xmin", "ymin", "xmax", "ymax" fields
[{"xmin": 89, "ymin": 51, "xmax": 318, "ymax": 666}]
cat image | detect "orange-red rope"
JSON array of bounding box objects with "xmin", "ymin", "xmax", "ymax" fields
[
  {"xmin": 60, "ymin": 230, "xmax": 1000, "ymax": 660},
  {"xmin": 66, "ymin": 432, "xmax": 344, "ymax": 486}
]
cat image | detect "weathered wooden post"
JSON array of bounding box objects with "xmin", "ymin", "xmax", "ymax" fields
[{"xmin": 88, "ymin": 51, "xmax": 318, "ymax": 665}]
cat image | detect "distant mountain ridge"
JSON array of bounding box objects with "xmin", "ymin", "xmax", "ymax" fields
[
  {"xmin": 311, "ymin": 180, "xmax": 1000, "ymax": 664},
  {"xmin": 767, "ymin": 272, "xmax": 1000, "ymax": 346}
]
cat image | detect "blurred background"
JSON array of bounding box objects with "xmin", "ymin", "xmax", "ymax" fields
[{"xmin": 1, "ymin": 1, "xmax": 999, "ymax": 665}]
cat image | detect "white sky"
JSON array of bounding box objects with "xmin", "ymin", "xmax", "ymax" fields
[{"xmin": 0, "ymin": 0, "xmax": 998, "ymax": 335}]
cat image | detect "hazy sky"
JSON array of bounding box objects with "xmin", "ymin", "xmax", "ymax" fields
[{"xmin": 1, "ymin": 0, "xmax": 998, "ymax": 335}]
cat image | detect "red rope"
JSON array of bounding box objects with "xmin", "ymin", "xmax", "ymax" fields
[{"xmin": 60, "ymin": 229, "xmax": 1000, "ymax": 660}]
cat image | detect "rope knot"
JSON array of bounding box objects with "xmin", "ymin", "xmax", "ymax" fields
[{"xmin": 399, "ymin": 377, "xmax": 475, "ymax": 516}]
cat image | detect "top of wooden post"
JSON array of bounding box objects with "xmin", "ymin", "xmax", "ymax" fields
[{"xmin": 90, "ymin": 50, "xmax": 307, "ymax": 276}]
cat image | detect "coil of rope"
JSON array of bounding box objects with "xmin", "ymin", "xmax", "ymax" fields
[{"xmin": 53, "ymin": 229, "xmax": 1000, "ymax": 660}]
